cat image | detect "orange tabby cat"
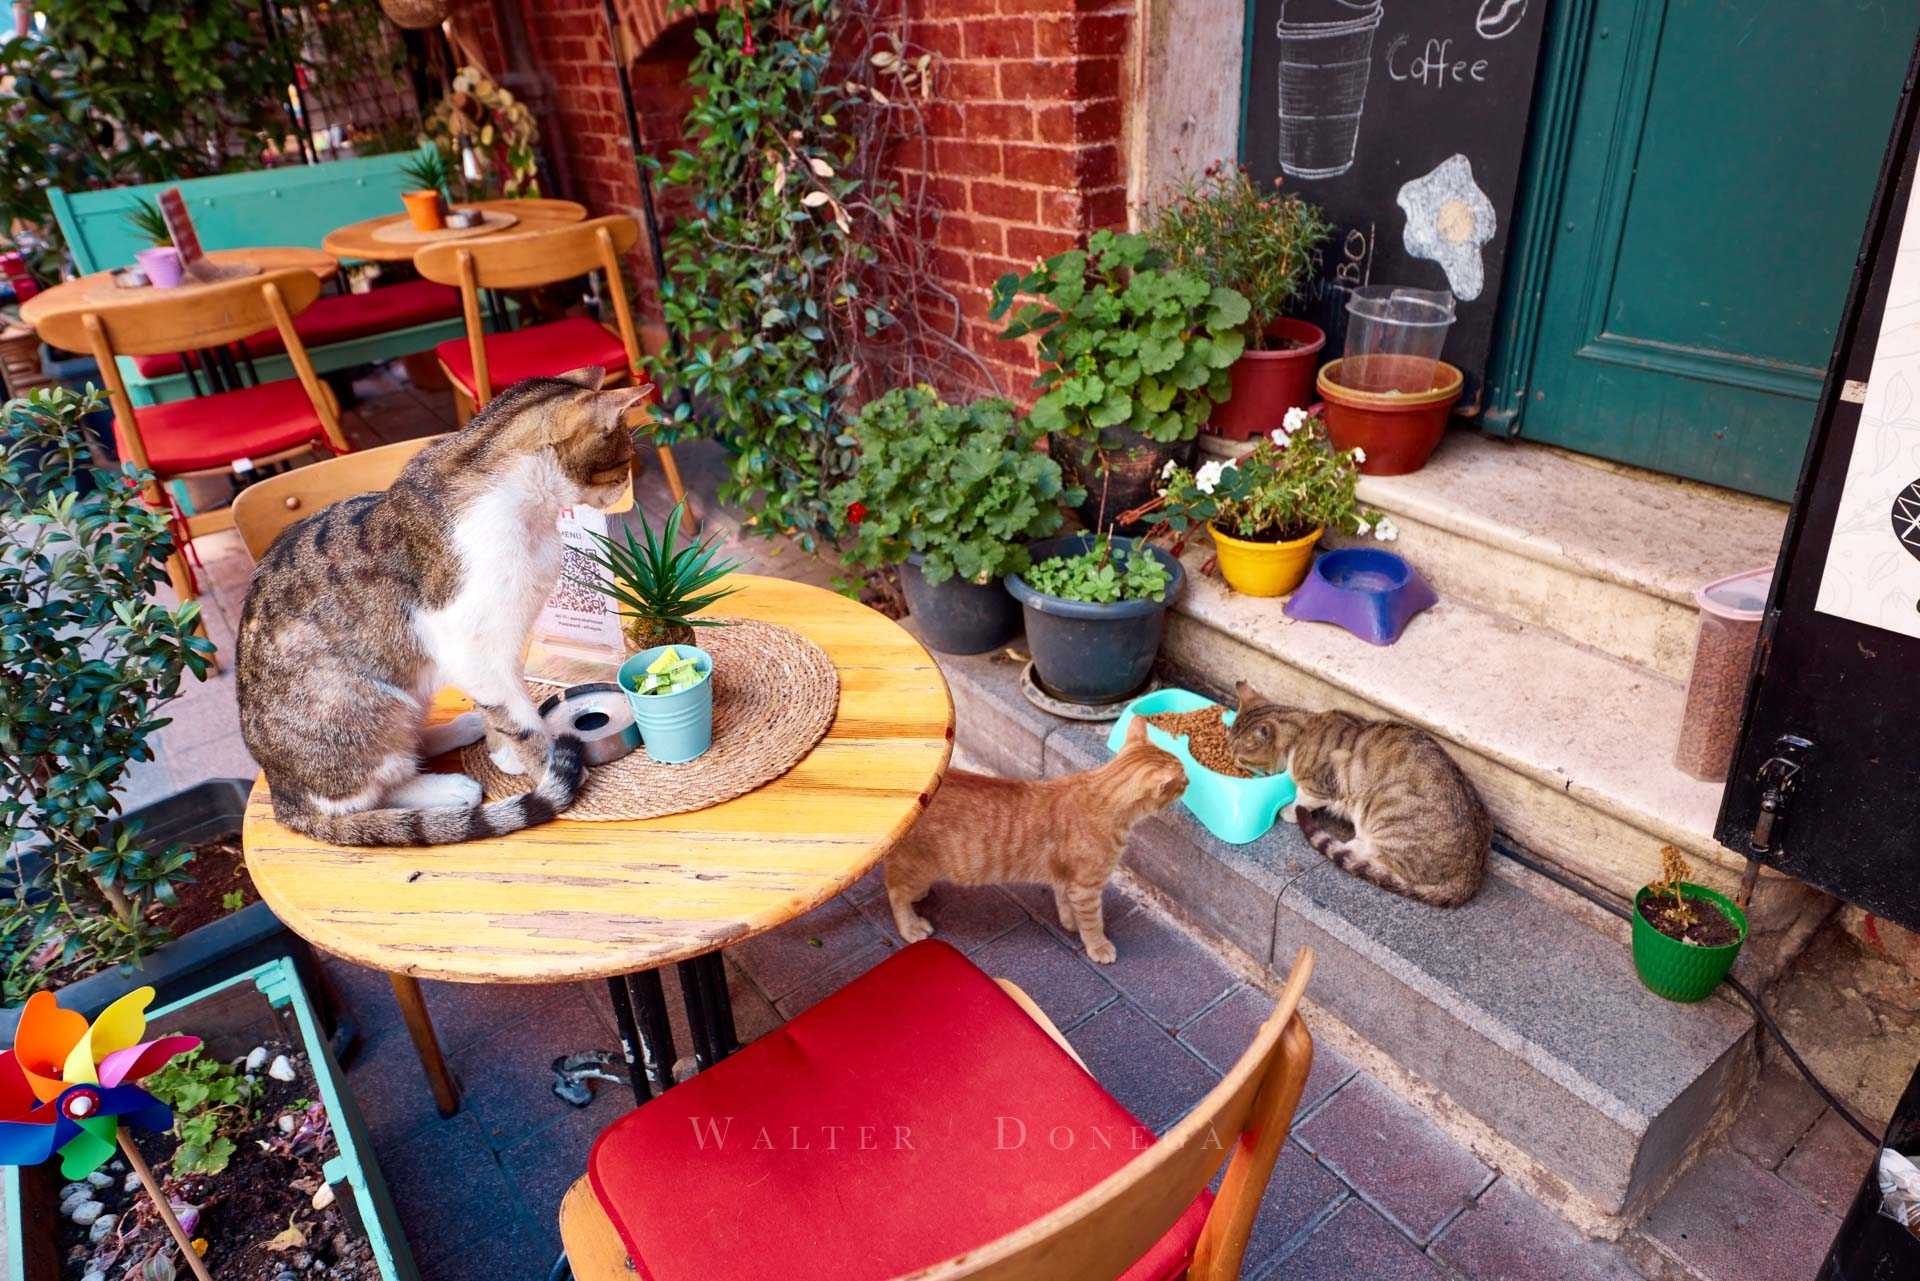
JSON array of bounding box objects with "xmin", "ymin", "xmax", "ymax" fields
[{"xmin": 885, "ymin": 717, "xmax": 1188, "ymax": 962}]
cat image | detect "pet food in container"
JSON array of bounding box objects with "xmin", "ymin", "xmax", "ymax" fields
[{"xmin": 1673, "ymin": 567, "xmax": 1770, "ymax": 782}]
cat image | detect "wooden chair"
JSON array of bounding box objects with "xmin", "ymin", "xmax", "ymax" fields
[
  {"xmin": 558, "ymin": 943, "xmax": 1316, "ymax": 1281},
  {"xmin": 33, "ymin": 269, "xmax": 352, "ymax": 612},
  {"xmin": 231, "ymin": 434, "xmax": 441, "ymax": 559},
  {"xmin": 412, "ymin": 215, "xmax": 692, "ymax": 526}
]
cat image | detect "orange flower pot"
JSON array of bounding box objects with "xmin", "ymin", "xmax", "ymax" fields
[
  {"xmin": 401, "ymin": 189, "xmax": 446, "ymax": 231},
  {"xmin": 1316, "ymin": 357, "xmax": 1463, "ymax": 476}
]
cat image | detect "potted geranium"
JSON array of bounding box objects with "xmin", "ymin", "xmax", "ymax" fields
[
  {"xmin": 1, "ymin": 388, "xmax": 343, "ymax": 1045},
  {"xmin": 830, "ymin": 386, "xmax": 1081, "ymax": 654},
  {"xmin": 1146, "ymin": 163, "xmax": 1332, "ymax": 440},
  {"xmin": 1005, "ymin": 532, "xmax": 1184, "ymax": 705},
  {"xmin": 1141, "ymin": 408, "xmax": 1393, "ymax": 597},
  {"xmin": 991, "ymin": 230, "xmax": 1250, "ymax": 532}
]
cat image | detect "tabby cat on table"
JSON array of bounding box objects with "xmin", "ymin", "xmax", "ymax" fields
[{"xmin": 236, "ymin": 368, "xmax": 650, "ymax": 846}]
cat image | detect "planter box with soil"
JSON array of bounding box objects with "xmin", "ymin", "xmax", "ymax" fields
[
  {"xmin": 5, "ymin": 958, "xmax": 417, "ymax": 1281},
  {"xmin": 1632, "ymin": 880, "xmax": 1748, "ymax": 1003}
]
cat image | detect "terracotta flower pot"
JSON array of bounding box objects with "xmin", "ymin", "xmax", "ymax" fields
[
  {"xmin": 401, "ymin": 189, "xmax": 446, "ymax": 231},
  {"xmin": 1208, "ymin": 522, "xmax": 1322, "ymax": 597},
  {"xmin": 1208, "ymin": 317, "xmax": 1327, "ymax": 440},
  {"xmin": 1316, "ymin": 357, "xmax": 1463, "ymax": 476}
]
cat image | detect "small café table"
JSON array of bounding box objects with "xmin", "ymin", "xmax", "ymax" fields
[
  {"xmin": 240, "ymin": 575, "xmax": 953, "ymax": 1116},
  {"xmin": 18, "ymin": 246, "xmax": 339, "ymax": 328},
  {"xmin": 321, "ymin": 198, "xmax": 588, "ymax": 263}
]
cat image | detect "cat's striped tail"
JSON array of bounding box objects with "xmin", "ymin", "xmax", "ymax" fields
[{"xmin": 278, "ymin": 735, "xmax": 588, "ymax": 847}]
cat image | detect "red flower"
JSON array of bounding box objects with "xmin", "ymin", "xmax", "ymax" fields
[{"xmin": 846, "ymin": 501, "xmax": 867, "ymax": 526}]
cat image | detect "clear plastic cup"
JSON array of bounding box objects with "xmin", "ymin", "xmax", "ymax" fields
[
  {"xmin": 1673, "ymin": 567, "xmax": 1771, "ymax": 782},
  {"xmin": 1341, "ymin": 286, "xmax": 1456, "ymax": 393}
]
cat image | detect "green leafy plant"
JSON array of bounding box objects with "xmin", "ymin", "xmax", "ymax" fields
[
  {"xmin": 1145, "ymin": 163, "xmax": 1331, "ymax": 349},
  {"xmin": 648, "ymin": 0, "xmax": 935, "ymax": 545},
  {"xmin": 578, "ymin": 500, "xmax": 741, "ymax": 652},
  {"xmin": 1022, "ymin": 536, "xmax": 1171, "ymax": 605},
  {"xmin": 0, "ymin": 387, "xmax": 214, "ymax": 1005},
  {"xmin": 828, "ymin": 386, "xmax": 1082, "ymax": 589},
  {"xmin": 1147, "ymin": 409, "xmax": 1390, "ymax": 543},
  {"xmin": 124, "ymin": 198, "xmax": 173, "ymax": 249},
  {"xmin": 990, "ymin": 230, "xmax": 1251, "ymax": 447},
  {"xmin": 398, "ymin": 147, "xmax": 456, "ymax": 201},
  {"xmin": 145, "ymin": 1046, "xmax": 258, "ymax": 1176}
]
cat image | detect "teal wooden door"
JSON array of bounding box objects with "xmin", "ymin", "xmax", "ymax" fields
[{"xmin": 1505, "ymin": 0, "xmax": 1916, "ymax": 499}]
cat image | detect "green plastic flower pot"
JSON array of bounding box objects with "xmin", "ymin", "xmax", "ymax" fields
[{"xmin": 1631, "ymin": 882, "xmax": 1748, "ymax": 1003}]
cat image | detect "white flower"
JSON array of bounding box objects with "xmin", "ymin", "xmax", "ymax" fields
[
  {"xmin": 1282, "ymin": 406, "xmax": 1308, "ymax": 434},
  {"xmin": 1354, "ymin": 519, "xmax": 1372, "ymax": 537},
  {"xmin": 1373, "ymin": 516, "xmax": 1400, "ymax": 542},
  {"xmin": 1194, "ymin": 460, "xmax": 1226, "ymax": 494},
  {"xmin": 1270, "ymin": 428, "xmax": 1288, "ymax": 446},
  {"xmin": 1351, "ymin": 446, "xmax": 1367, "ymax": 464},
  {"xmin": 1159, "ymin": 458, "xmax": 1179, "ymax": 481}
]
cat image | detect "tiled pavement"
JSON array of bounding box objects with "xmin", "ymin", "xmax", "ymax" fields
[{"xmin": 83, "ymin": 367, "xmax": 1876, "ymax": 1281}]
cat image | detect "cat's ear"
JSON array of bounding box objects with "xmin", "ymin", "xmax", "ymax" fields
[
  {"xmin": 554, "ymin": 365, "xmax": 608, "ymax": 391},
  {"xmin": 1124, "ymin": 715, "xmax": 1148, "ymax": 746},
  {"xmin": 1234, "ymin": 680, "xmax": 1260, "ymax": 714},
  {"xmin": 600, "ymin": 381, "xmax": 656, "ymax": 427}
]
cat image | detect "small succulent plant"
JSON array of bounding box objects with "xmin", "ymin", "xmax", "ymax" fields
[
  {"xmin": 579, "ymin": 500, "xmax": 739, "ymax": 652},
  {"xmin": 124, "ymin": 196, "xmax": 172, "ymax": 247}
]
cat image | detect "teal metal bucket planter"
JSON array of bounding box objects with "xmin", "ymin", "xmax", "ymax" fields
[
  {"xmin": 620, "ymin": 645, "xmax": 715, "ymax": 764},
  {"xmin": 1631, "ymin": 883, "xmax": 1748, "ymax": 1003},
  {"xmin": 4, "ymin": 958, "xmax": 418, "ymax": 1281},
  {"xmin": 1107, "ymin": 689, "xmax": 1297, "ymax": 845}
]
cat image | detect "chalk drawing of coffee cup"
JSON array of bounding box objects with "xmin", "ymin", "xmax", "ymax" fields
[{"xmin": 1276, "ymin": 0, "xmax": 1385, "ymax": 180}]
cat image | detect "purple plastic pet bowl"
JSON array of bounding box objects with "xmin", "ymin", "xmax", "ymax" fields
[{"xmin": 1283, "ymin": 547, "xmax": 1436, "ymax": 645}]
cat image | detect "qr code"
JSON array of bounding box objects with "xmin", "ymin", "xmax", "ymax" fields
[{"xmin": 549, "ymin": 547, "xmax": 609, "ymax": 615}]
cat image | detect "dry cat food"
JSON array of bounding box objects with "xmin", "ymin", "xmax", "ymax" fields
[
  {"xmin": 1142, "ymin": 707, "xmax": 1251, "ymax": 777},
  {"xmin": 1673, "ymin": 571, "xmax": 1768, "ymax": 781}
]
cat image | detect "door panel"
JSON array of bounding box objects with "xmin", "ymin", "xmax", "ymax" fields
[{"xmin": 1520, "ymin": 0, "xmax": 1917, "ymax": 498}]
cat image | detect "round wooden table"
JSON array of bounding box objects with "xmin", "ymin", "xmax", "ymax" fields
[
  {"xmin": 242, "ymin": 574, "xmax": 952, "ymax": 1113},
  {"xmin": 18, "ymin": 246, "xmax": 338, "ymax": 329},
  {"xmin": 322, "ymin": 198, "xmax": 589, "ymax": 262}
]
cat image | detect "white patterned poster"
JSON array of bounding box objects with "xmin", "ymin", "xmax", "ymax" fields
[{"xmin": 1814, "ymin": 180, "xmax": 1920, "ymax": 640}]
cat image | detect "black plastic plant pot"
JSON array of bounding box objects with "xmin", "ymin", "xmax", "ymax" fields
[
  {"xmin": 1005, "ymin": 534, "xmax": 1185, "ymax": 705},
  {"xmin": 0, "ymin": 779, "xmax": 352, "ymax": 1056},
  {"xmin": 900, "ymin": 554, "xmax": 1023, "ymax": 655}
]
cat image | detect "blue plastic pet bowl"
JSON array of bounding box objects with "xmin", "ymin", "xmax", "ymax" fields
[
  {"xmin": 1283, "ymin": 548, "xmax": 1437, "ymax": 646},
  {"xmin": 1106, "ymin": 688, "xmax": 1296, "ymax": 845}
]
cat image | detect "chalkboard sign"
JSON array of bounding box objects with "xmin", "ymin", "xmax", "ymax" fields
[{"xmin": 1241, "ymin": 0, "xmax": 1551, "ymax": 410}]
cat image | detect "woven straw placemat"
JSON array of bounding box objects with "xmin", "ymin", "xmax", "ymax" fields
[
  {"xmin": 371, "ymin": 209, "xmax": 519, "ymax": 245},
  {"xmin": 461, "ymin": 619, "xmax": 838, "ymax": 821}
]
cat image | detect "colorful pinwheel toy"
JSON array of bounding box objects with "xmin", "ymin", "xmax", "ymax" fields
[{"xmin": 0, "ymin": 987, "xmax": 199, "ymax": 1179}]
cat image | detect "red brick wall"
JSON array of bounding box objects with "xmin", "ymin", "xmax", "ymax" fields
[{"xmin": 445, "ymin": 0, "xmax": 1135, "ymax": 393}]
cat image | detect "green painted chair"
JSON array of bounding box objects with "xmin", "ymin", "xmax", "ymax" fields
[{"xmin": 48, "ymin": 148, "xmax": 475, "ymax": 406}]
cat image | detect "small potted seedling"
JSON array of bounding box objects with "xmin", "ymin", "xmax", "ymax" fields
[
  {"xmin": 579, "ymin": 499, "xmax": 740, "ymax": 653},
  {"xmin": 1632, "ymin": 847, "xmax": 1748, "ymax": 1002},
  {"xmin": 617, "ymin": 645, "xmax": 715, "ymax": 763},
  {"xmin": 1004, "ymin": 531, "xmax": 1184, "ymax": 705},
  {"xmin": 124, "ymin": 197, "xmax": 183, "ymax": 287}
]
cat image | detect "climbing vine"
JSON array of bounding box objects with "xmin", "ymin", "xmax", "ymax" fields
[{"xmin": 648, "ymin": 0, "xmax": 971, "ymax": 546}]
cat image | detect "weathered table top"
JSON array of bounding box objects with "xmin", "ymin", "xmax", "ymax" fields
[
  {"xmin": 323, "ymin": 198, "xmax": 588, "ymax": 262},
  {"xmin": 19, "ymin": 247, "xmax": 338, "ymax": 328},
  {"xmin": 242, "ymin": 575, "xmax": 953, "ymax": 983}
]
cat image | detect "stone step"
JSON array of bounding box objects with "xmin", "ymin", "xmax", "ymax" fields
[
  {"xmin": 931, "ymin": 645, "xmax": 1757, "ymax": 1222},
  {"xmin": 1349, "ymin": 433, "xmax": 1787, "ymax": 681}
]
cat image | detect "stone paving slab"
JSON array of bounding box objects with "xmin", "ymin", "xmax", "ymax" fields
[
  {"xmin": 1633, "ymin": 1149, "xmax": 1839, "ymax": 1281},
  {"xmin": 1433, "ymin": 1176, "xmax": 1648, "ymax": 1281}
]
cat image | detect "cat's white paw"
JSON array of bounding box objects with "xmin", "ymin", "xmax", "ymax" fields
[
  {"xmin": 1281, "ymin": 804, "xmax": 1301, "ymax": 825},
  {"xmin": 489, "ymin": 738, "xmax": 530, "ymax": 775},
  {"xmin": 388, "ymin": 772, "xmax": 484, "ymax": 808},
  {"xmin": 896, "ymin": 914, "xmax": 934, "ymax": 944},
  {"xmin": 420, "ymin": 712, "xmax": 486, "ymax": 756},
  {"xmin": 1083, "ymin": 937, "xmax": 1118, "ymax": 964}
]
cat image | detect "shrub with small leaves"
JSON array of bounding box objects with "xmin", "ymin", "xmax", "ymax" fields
[
  {"xmin": 145, "ymin": 1045, "xmax": 257, "ymax": 1175},
  {"xmin": 828, "ymin": 386, "xmax": 1082, "ymax": 588},
  {"xmin": 990, "ymin": 230, "xmax": 1250, "ymax": 447},
  {"xmin": 0, "ymin": 387, "xmax": 214, "ymax": 1005}
]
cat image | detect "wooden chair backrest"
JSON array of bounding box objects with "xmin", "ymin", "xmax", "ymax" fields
[
  {"xmin": 908, "ymin": 948, "xmax": 1316, "ymax": 1281},
  {"xmin": 231, "ymin": 434, "xmax": 441, "ymax": 559},
  {"xmin": 412, "ymin": 215, "xmax": 644, "ymax": 405},
  {"xmin": 31, "ymin": 270, "xmax": 339, "ymax": 479}
]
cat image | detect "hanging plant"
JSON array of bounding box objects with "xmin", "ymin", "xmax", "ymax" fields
[
  {"xmin": 379, "ymin": 0, "xmax": 451, "ymax": 29},
  {"xmin": 421, "ymin": 66, "xmax": 541, "ymax": 200}
]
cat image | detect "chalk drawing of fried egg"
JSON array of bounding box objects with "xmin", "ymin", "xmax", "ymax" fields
[{"xmin": 1396, "ymin": 154, "xmax": 1497, "ymax": 301}]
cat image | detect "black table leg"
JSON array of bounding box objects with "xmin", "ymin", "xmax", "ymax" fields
[
  {"xmin": 676, "ymin": 951, "xmax": 739, "ymax": 1071},
  {"xmin": 603, "ymin": 971, "xmax": 676, "ymax": 1105}
]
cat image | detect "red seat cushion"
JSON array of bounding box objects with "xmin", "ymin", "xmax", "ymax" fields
[
  {"xmin": 588, "ymin": 940, "xmax": 1212, "ymax": 1281},
  {"xmin": 434, "ymin": 316, "xmax": 631, "ymax": 396},
  {"xmin": 122, "ymin": 378, "xmax": 328, "ymax": 475},
  {"xmin": 130, "ymin": 281, "xmax": 462, "ymax": 377}
]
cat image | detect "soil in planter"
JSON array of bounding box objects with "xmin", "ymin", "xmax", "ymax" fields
[
  {"xmin": 1143, "ymin": 708, "xmax": 1250, "ymax": 778},
  {"xmin": 1214, "ymin": 522, "xmax": 1318, "ymax": 546},
  {"xmin": 1641, "ymin": 893, "xmax": 1741, "ymax": 947},
  {"xmin": 53, "ymin": 1038, "xmax": 376, "ymax": 1281}
]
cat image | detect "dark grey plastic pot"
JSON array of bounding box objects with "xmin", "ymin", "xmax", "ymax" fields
[
  {"xmin": 1005, "ymin": 534, "xmax": 1185, "ymax": 704},
  {"xmin": 899, "ymin": 554, "xmax": 1023, "ymax": 655}
]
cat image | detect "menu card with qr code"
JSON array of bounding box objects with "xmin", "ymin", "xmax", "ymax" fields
[{"xmin": 525, "ymin": 505, "xmax": 625, "ymax": 686}]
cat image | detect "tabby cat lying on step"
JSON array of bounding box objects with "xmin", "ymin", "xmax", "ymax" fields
[
  {"xmin": 1228, "ymin": 682, "xmax": 1490, "ymax": 907},
  {"xmin": 885, "ymin": 717, "xmax": 1188, "ymax": 962},
  {"xmin": 236, "ymin": 368, "xmax": 650, "ymax": 845}
]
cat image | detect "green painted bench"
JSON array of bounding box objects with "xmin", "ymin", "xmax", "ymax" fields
[{"xmin": 49, "ymin": 148, "xmax": 474, "ymax": 406}]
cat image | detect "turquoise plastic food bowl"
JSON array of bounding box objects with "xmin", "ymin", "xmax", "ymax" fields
[{"xmin": 1106, "ymin": 688, "xmax": 1296, "ymax": 845}]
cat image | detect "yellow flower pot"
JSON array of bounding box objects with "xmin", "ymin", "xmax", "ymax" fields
[{"xmin": 1209, "ymin": 522, "xmax": 1322, "ymax": 597}]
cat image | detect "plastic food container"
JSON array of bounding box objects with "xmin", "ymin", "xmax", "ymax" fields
[
  {"xmin": 1106, "ymin": 688, "xmax": 1296, "ymax": 845},
  {"xmin": 1673, "ymin": 567, "xmax": 1771, "ymax": 781},
  {"xmin": 1341, "ymin": 286, "xmax": 1456, "ymax": 393}
]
